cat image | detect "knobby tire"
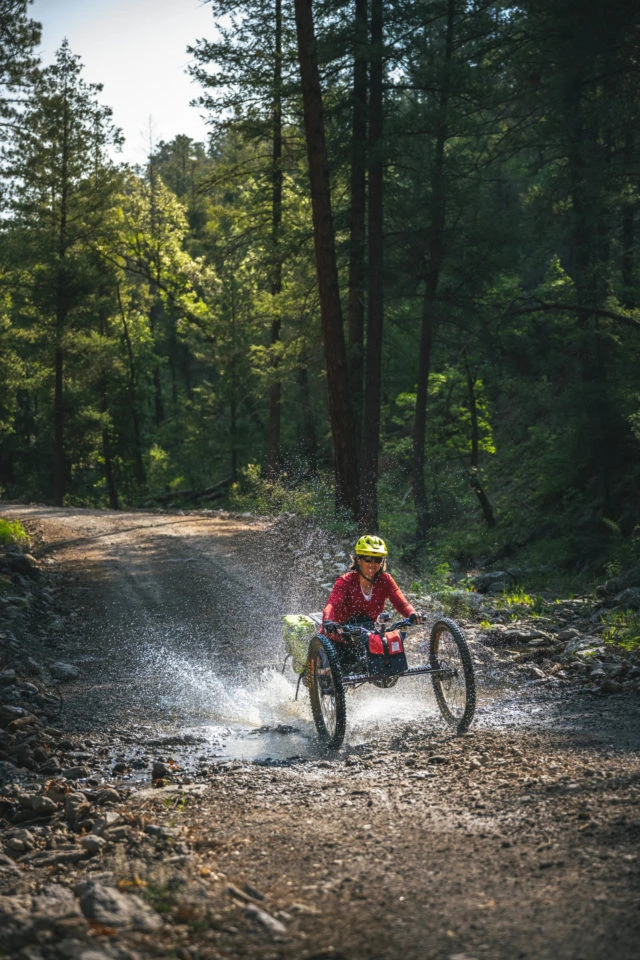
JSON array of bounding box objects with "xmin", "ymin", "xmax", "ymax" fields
[
  {"xmin": 429, "ymin": 617, "xmax": 476, "ymax": 733},
  {"xmin": 308, "ymin": 634, "xmax": 347, "ymax": 750}
]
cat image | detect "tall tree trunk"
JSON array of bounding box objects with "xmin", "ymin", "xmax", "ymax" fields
[
  {"xmin": 297, "ymin": 363, "xmax": 318, "ymax": 470},
  {"xmin": 267, "ymin": 0, "xmax": 284, "ymax": 474},
  {"xmin": 621, "ymin": 203, "xmax": 635, "ymax": 308},
  {"xmin": 53, "ymin": 98, "xmax": 70, "ymax": 507},
  {"xmin": 347, "ymin": 0, "xmax": 368, "ymax": 470},
  {"xmin": 147, "ymin": 151, "xmax": 165, "ymax": 428},
  {"xmin": 621, "ymin": 131, "xmax": 635, "ymax": 307},
  {"xmin": 53, "ymin": 341, "xmax": 65, "ymax": 506},
  {"xmin": 229, "ymin": 280, "xmax": 240, "ymax": 482},
  {"xmin": 117, "ymin": 287, "xmax": 146, "ymax": 489},
  {"xmin": 101, "ymin": 422, "xmax": 119, "ymax": 509},
  {"xmin": 99, "ymin": 311, "xmax": 119, "ymax": 510},
  {"xmin": 412, "ymin": 284, "xmax": 435, "ymax": 541},
  {"xmin": 464, "ymin": 353, "xmax": 495, "ymax": 527},
  {"xmin": 565, "ymin": 64, "xmax": 613, "ymax": 515},
  {"xmin": 359, "ymin": 0, "xmax": 383, "ymax": 532},
  {"xmin": 294, "ymin": 0, "xmax": 359, "ymax": 518},
  {"xmin": 149, "ymin": 299, "xmax": 165, "ymax": 426},
  {"xmin": 230, "ymin": 358, "xmax": 239, "ymax": 482},
  {"xmin": 412, "ymin": 0, "xmax": 455, "ymax": 542}
]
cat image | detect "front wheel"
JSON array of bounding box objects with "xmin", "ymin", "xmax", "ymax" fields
[
  {"xmin": 429, "ymin": 618, "xmax": 476, "ymax": 733},
  {"xmin": 308, "ymin": 635, "xmax": 346, "ymax": 749}
]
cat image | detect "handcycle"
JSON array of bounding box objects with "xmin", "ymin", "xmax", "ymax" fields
[{"xmin": 282, "ymin": 612, "xmax": 476, "ymax": 749}]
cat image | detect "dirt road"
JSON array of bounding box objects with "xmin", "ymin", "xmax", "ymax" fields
[{"xmin": 1, "ymin": 505, "xmax": 639, "ymax": 960}]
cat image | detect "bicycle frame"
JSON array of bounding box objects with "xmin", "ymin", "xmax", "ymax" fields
[
  {"xmin": 340, "ymin": 662, "xmax": 453, "ymax": 688},
  {"xmin": 283, "ymin": 612, "xmax": 476, "ymax": 747}
]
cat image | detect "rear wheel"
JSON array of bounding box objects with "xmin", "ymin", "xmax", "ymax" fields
[
  {"xmin": 429, "ymin": 618, "xmax": 476, "ymax": 733},
  {"xmin": 308, "ymin": 635, "xmax": 346, "ymax": 749}
]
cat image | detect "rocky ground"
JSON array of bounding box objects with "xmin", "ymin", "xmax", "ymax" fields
[{"xmin": 0, "ymin": 505, "xmax": 639, "ymax": 960}]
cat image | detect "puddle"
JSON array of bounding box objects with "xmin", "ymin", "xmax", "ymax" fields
[
  {"xmin": 117, "ymin": 677, "xmax": 594, "ymax": 776},
  {"xmin": 68, "ymin": 635, "xmax": 535, "ymax": 771},
  {"xmin": 140, "ymin": 671, "xmax": 457, "ymax": 768},
  {"xmin": 183, "ymin": 721, "xmax": 316, "ymax": 763}
]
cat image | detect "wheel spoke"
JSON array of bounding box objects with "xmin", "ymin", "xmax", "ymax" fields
[
  {"xmin": 308, "ymin": 636, "xmax": 346, "ymax": 748},
  {"xmin": 315, "ymin": 652, "xmax": 337, "ymax": 733},
  {"xmin": 429, "ymin": 618, "xmax": 476, "ymax": 733}
]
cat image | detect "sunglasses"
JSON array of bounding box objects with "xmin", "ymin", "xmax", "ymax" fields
[{"xmin": 359, "ymin": 555, "xmax": 384, "ymax": 564}]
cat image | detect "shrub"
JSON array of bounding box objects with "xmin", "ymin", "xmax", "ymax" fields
[
  {"xmin": 0, "ymin": 518, "xmax": 28, "ymax": 546},
  {"xmin": 602, "ymin": 609, "xmax": 640, "ymax": 652}
]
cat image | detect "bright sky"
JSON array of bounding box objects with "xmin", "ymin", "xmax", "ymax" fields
[{"xmin": 29, "ymin": 0, "xmax": 215, "ymax": 166}]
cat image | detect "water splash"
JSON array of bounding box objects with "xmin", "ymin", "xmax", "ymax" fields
[
  {"xmin": 347, "ymin": 679, "xmax": 439, "ymax": 736},
  {"xmin": 125, "ymin": 630, "xmax": 443, "ymax": 761}
]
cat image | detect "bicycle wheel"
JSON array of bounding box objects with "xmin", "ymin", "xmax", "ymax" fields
[
  {"xmin": 308, "ymin": 635, "xmax": 347, "ymax": 749},
  {"xmin": 429, "ymin": 618, "xmax": 476, "ymax": 733}
]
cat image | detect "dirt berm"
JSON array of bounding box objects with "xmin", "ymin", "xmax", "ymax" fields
[{"xmin": 0, "ymin": 505, "xmax": 639, "ymax": 960}]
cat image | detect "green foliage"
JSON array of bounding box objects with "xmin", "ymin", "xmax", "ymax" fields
[
  {"xmin": 228, "ymin": 463, "xmax": 315, "ymax": 516},
  {"xmin": 0, "ymin": 1, "xmax": 638, "ymax": 590},
  {"xmin": 0, "ymin": 1, "xmax": 41, "ymax": 160},
  {"xmin": 602, "ymin": 609, "xmax": 640, "ymax": 652},
  {"xmin": 491, "ymin": 589, "xmax": 549, "ymax": 617},
  {"xmin": 425, "ymin": 561, "xmax": 453, "ymax": 598},
  {"xmin": 0, "ymin": 518, "xmax": 28, "ymax": 546},
  {"xmin": 145, "ymin": 445, "xmax": 173, "ymax": 499}
]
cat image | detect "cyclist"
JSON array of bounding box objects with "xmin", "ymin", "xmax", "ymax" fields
[{"xmin": 322, "ymin": 535, "xmax": 421, "ymax": 669}]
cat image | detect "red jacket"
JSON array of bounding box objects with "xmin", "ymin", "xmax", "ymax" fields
[{"xmin": 322, "ymin": 570, "xmax": 415, "ymax": 629}]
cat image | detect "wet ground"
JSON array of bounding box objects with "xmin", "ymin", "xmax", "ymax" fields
[
  {"xmin": 10, "ymin": 505, "xmax": 501, "ymax": 767},
  {"xmin": 2, "ymin": 505, "xmax": 640, "ymax": 960}
]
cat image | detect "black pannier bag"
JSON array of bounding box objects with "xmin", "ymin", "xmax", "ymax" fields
[{"xmin": 366, "ymin": 629, "xmax": 408, "ymax": 677}]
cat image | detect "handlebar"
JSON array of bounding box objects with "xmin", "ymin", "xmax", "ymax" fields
[{"xmin": 323, "ymin": 616, "xmax": 419, "ymax": 637}]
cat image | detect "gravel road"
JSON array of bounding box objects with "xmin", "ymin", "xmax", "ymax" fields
[{"xmin": 1, "ymin": 505, "xmax": 639, "ymax": 960}]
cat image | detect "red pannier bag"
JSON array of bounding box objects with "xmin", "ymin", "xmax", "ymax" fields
[{"xmin": 366, "ymin": 629, "xmax": 408, "ymax": 677}]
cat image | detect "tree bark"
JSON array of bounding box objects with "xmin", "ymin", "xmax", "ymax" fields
[
  {"xmin": 149, "ymin": 299, "xmax": 165, "ymax": 426},
  {"xmin": 53, "ymin": 342, "xmax": 65, "ymax": 506},
  {"xmin": 294, "ymin": 0, "xmax": 359, "ymax": 518},
  {"xmin": 412, "ymin": 0, "xmax": 455, "ymax": 542},
  {"xmin": 359, "ymin": 0, "xmax": 383, "ymax": 532},
  {"xmin": 267, "ymin": 0, "xmax": 284, "ymax": 474},
  {"xmin": 297, "ymin": 363, "xmax": 318, "ymax": 470},
  {"xmin": 464, "ymin": 354, "xmax": 495, "ymax": 527},
  {"xmin": 564, "ymin": 61, "xmax": 613, "ymax": 515},
  {"xmin": 621, "ymin": 131, "xmax": 635, "ymax": 307},
  {"xmin": 117, "ymin": 286, "xmax": 146, "ymax": 489},
  {"xmin": 101, "ymin": 424, "xmax": 119, "ymax": 510},
  {"xmin": 52, "ymin": 97, "xmax": 70, "ymax": 507},
  {"xmin": 347, "ymin": 0, "xmax": 368, "ymax": 470}
]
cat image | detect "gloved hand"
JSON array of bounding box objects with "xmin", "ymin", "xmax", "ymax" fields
[
  {"xmin": 323, "ymin": 620, "xmax": 339, "ymax": 633},
  {"xmin": 408, "ymin": 612, "xmax": 423, "ymax": 625}
]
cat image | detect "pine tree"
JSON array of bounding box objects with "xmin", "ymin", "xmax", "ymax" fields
[
  {"xmin": 4, "ymin": 40, "xmax": 123, "ymax": 504},
  {"xmin": 0, "ymin": 0, "xmax": 41, "ymax": 140},
  {"xmin": 294, "ymin": 0, "xmax": 359, "ymax": 518},
  {"xmin": 190, "ymin": 0, "xmax": 300, "ymax": 474}
]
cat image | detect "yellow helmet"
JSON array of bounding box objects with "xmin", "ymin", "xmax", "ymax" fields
[{"xmin": 354, "ymin": 535, "xmax": 388, "ymax": 557}]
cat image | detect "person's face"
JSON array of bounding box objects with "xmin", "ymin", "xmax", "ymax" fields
[{"xmin": 358, "ymin": 555, "xmax": 383, "ymax": 571}]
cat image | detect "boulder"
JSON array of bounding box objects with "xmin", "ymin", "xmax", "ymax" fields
[
  {"xmin": 49, "ymin": 661, "xmax": 80, "ymax": 683},
  {"xmin": 1, "ymin": 549, "xmax": 40, "ymax": 581},
  {"xmin": 0, "ymin": 760, "xmax": 19, "ymax": 786},
  {"xmin": 611, "ymin": 588, "xmax": 640, "ymax": 610},
  {"xmin": 472, "ymin": 571, "xmax": 515, "ymax": 594},
  {"xmin": 79, "ymin": 881, "xmax": 163, "ymax": 931}
]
